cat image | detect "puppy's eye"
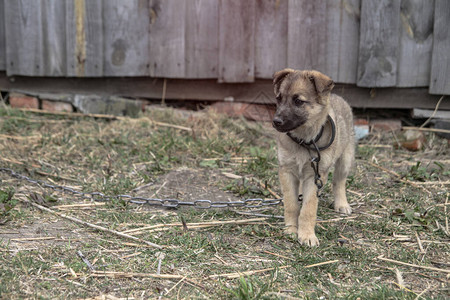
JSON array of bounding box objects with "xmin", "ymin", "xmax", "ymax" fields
[{"xmin": 292, "ymin": 95, "xmax": 305, "ymax": 106}]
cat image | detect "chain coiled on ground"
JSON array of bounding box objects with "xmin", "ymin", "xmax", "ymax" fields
[{"xmin": 0, "ymin": 168, "xmax": 282, "ymax": 209}]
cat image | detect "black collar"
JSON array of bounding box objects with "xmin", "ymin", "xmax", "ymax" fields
[{"xmin": 286, "ymin": 115, "xmax": 336, "ymax": 151}]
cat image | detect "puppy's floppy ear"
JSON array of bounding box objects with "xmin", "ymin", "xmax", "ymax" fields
[
  {"xmin": 273, "ymin": 68, "xmax": 295, "ymax": 95},
  {"xmin": 308, "ymin": 71, "xmax": 334, "ymax": 95}
]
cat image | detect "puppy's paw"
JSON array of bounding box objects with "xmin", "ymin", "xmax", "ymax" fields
[
  {"xmin": 297, "ymin": 231, "xmax": 319, "ymax": 247},
  {"xmin": 335, "ymin": 204, "xmax": 352, "ymax": 215},
  {"xmin": 284, "ymin": 226, "xmax": 298, "ymax": 236}
]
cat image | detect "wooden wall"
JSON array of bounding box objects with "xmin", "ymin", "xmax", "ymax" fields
[{"xmin": 0, "ymin": 0, "xmax": 448, "ymax": 95}]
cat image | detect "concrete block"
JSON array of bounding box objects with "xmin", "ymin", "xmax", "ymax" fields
[
  {"xmin": 434, "ymin": 119, "xmax": 450, "ymax": 140},
  {"xmin": 354, "ymin": 119, "xmax": 369, "ymax": 140},
  {"xmin": 73, "ymin": 95, "xmax": 142, "ymax": 117}
]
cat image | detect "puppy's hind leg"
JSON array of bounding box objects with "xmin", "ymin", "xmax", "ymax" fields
[
  {"xmin": 333, "ymin": 145, "xmax": 354, "ymax": 215},
  {"xmin": 279, "ymin": 168, "xmax": 300, "ymax": 235}
]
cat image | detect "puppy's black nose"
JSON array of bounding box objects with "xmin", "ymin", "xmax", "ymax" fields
[{"xmin": 272, "ymin": 117, "xmax": 283, "ymax": 127}]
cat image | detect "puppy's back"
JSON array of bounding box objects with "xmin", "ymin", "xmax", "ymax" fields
[{"xmin": 329, "ymin": 94, "xmax": 354, "ymax": 142}]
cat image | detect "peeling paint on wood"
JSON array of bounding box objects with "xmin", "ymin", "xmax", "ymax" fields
[
  {"xmin": 74, "ymin": 0, "xmax": 86, "ymax": 77},
  {"xmin": 66, "ymin": 0, "xmax": 102, "ymax": 77}
]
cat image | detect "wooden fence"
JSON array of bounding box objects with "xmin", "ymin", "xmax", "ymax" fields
[{"xmin": 0, "ymin": 0, "xmax": 449, "ymax": 95}]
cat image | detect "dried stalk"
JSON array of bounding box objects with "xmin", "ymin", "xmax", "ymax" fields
[
  {"xmin": 377, "ymin": 256, "xmax": 450, "ymax": 274},
  {"xmin": 402, "ymin": 126, "xmax": 450, "ymax": 135},
  {"xmin": 304, "ymin": 260, "xmax": 340, "ymax": 268},
  {"xmin": 20, "ymin": 197, "xmax": 163, "ymax": 249},
  {"xmin": 209, "ymin": 265, "xmax": 290, "ymax": 279},
  {"xmin": 122, "ymin": 217, "xmax": 267, "ymax": 234},
  {"xmin": 91, "ymin": 270, "xmax": 183, "ymax": 279}
]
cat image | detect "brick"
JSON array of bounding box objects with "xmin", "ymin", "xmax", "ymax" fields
[
  {"xmin": 210, "ymin": 102, "xmax": 275, "ymax": 122},
  {"xmin": 42, "ymin": 100, "xmax": 73, "ymax": 112},
  {"xmin": 399, "ymin": 130, "xmax": 426, "ymax": 151},
  {"xmin": 370, "ymin": 119, "xmax": 402, "ymax": 132},
  {"xmin": 9, "ymin": 93, "xmax": 39, "ymax": 109},
  {"xmin": 353, "ymin": 118, "xmax": 369, "ymax": 126}
]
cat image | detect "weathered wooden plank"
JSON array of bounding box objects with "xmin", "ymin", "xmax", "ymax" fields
[
  {"xmin": 1, "ymin": 74, "xmax": 448, "ymax": 110},
  {"xmin": 0, "ymin": 0, "xmax": 5, "ymax": 70},
  {"xmin": 103, "ymin": 0, "xmax": 150, "ymax": 76},
  {"xmin": 66, "ymin": 0, "xmax": 103, "ymax": 77},
  {"xmin": 185, "ymin": 0, "xmax": 219, "ymax": 78},
  {"xmin": 429, "ymin": 0, "xmax": 450, "ymax": 94},
  {"xmin": 149, "ymin": 0, "xmax": 186, "ymax": 78},
  {"xmin": 328, "ymin": 0, "xmax": 360, "ymax": 83},
  {"xmin": 254, "ymin": 0, "xmax": 288, "ymax": 78},
  {"xmin": 288, "ymin": 0, "xmax": 327, "ymax": 72},
  {"xmin": 41, "ymin": 0, "xmax": 66, "ymax": 76},
  {"xmin": 324, "ymin": 0, "xmax": 340, "ymax": 80},
  {"xmin": 357, "ymin": 0, "xmax": 401, "ymax": 87},
  {"xmin": 5, "ymin": 0, "xmax": 43, "ymax": 76},
  {"xmin": 397, "ymin": 0, "xmax": 434, "ymax": 87},
  {"xmin": 219, "ymin": 0, "xmax": 255, "ymax": 83}
]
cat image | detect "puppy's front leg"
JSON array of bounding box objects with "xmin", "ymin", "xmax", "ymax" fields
[
  {"xmin": 279, "ymin": 168, "xmax": 300, "ymax": 235},
  {"xmin": 297, "ymin": 177, "xmax": 319, "ymax": 246}
]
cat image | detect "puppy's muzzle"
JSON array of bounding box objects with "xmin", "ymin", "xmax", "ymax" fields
[
  {"xmin": 273, "ymin": 116, "xmax": 305, "ymax": 133},
  {"xmin": 272, "ymin": 117, "xmax": 292, "ymax": 132},
  {"xmin": 272, "ymin": 117, "xmax": 284, "ymax": 128}
]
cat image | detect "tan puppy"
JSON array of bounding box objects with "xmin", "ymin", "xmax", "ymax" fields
[{"xmin": 272, "ymin": 69, "xmax": 354, "ymax": 246}]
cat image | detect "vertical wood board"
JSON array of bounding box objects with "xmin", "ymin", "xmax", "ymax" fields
[
  {"xmin": 334, "ymin": 0, "xmax": 360, "ymax": 83},
  {"xmin": 254, "ymin": 0, "xmax": 288, "ymax": 79},
  {"xmin": 149, "ymin": 0, "xmax": 186, "ymax": 78},
  {"xmin": 66, "ymin": 0, "xmax": 103, "ymax": 77},
  {"xmin": 397, "ymin": 0, "xmax": 434, "ymax": 87},
  {"xmin": 5, "ymin": 0, "xmax": 43, "ymax": 76},
  {"xmin": 324, "ymin": 0, "xmax": 340, "ymax": 80},
  {"xmin": 41, "ymin": 0, "xmax": 66, "ymax": 76},
  {"xmin": 357, "ymin": 0, "xmax": 401, "ymax": 87},
  {"xmin": 103, "ymin": 0, "xmax": 150, "ymax": 76},
  {"xmin": 185, "ymin": 0, "xmax": 219, "ymax": 78},
  {"xmin": 429, "ymin": 0, "xmax": 450, "ymax": 94},
  {"xmin": 219, "ymin": 0, "xmax": 255, "ymax": 83},
  {"xmin": 0, "ymin": 0, "xmax": 5, "ymax": 70},
  {"xmin": 287, "ymin": 0, "xmax": 327, "ymax": 72}
]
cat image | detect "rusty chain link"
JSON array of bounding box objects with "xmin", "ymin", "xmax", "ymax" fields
[{"xmin": 0, "ymin": 168, "xmax": 282, "ymax": 209}]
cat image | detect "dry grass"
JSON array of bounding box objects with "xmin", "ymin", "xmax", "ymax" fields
[{"xmin": 0, "ymin": 104, "xmax": 449, "ymax": 299}]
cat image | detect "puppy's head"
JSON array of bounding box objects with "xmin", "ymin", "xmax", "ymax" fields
[{"xmin": 272, "ymin": 69, "xmax": 334, "ymax": 132}]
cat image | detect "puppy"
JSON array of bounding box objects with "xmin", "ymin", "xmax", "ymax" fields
[{"xmin": 272, "ymin": 69, "xmax": 354, "ymax": 246}]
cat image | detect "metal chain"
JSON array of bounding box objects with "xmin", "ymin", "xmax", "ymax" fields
[
  {"xmin": 0, "ymin": 168, "xmax": 282, "ymax": 209},
  {"xmin": 309, "ymin": 141, "xmax": 324, "ymax": 193}
]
